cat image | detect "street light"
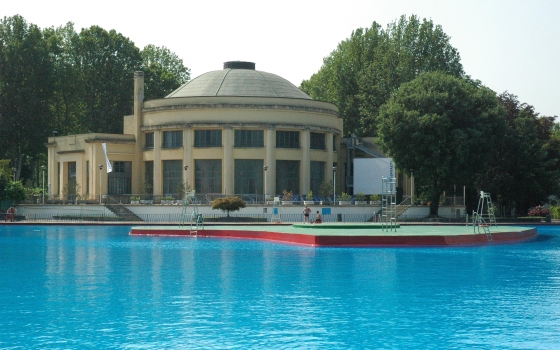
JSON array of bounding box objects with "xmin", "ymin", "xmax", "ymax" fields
[
  {"xmin": 41, "ymin": 165, "xmax": 46, "ymax": 204},
  {"xmin": 98, "ymin": 164, "xmax": 103, "ymax": 204},
  {"xmin": 263, "ymin": 165, "xmax": 268, "ymax": 204},
  {"xmin": 184, "ymin": 165, "xmax": 188, "ymax": 200},
  {"xmin": 333, "ymin": 166, "xmax": 337, "ymax": 205}
]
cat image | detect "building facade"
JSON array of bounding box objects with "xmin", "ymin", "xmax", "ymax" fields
[{"xmin": 46, "ymin": 62, "xmax": 343, "ymax": 201}]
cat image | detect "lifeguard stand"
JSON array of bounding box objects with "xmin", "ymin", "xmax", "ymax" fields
[
  {"xmin": 381, "ymin": 176, "xmax": 398, "ymax": 232},
  {"xmin": 271, "ymin": 197, "xmax": 281, "ymax": 223},
  {"xmin": 179, "ymin": 190, "xmax": 203, "ymax": 236},
  {"xmin": 473, "ymin": 191, "xmax": 496, "ymax": 240}
]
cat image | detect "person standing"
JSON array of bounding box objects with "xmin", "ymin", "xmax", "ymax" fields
[{"xmin": 303, "ymin": 205, "xmax": 311, "ymax": 223}]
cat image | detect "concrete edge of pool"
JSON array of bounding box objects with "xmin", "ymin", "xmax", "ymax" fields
[{"xmin": 129, "ymin": 224, "xmax": 538, "ymax": 247}]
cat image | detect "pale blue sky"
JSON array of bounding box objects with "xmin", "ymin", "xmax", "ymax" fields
[{"xmin": 3, "ymin": 0, "xmax": 559, "ymax": 116}]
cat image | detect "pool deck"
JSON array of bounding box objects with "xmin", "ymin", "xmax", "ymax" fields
[{"xmin": 129, "ymin": 223, "xmax": 537, "ymax": 247}]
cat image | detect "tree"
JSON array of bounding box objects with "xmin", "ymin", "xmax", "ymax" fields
[
  {"xmin": 0, "ymin": 15, "xmax": 54, "ymax": 180},
  {"xmin": 75, "ymin": 26, "xmax": 142, "ymax": 133},
  {"xmin": 141, "ymin": 44, "xmax": 190, "ymax": 100},
  {"xmin": 211, "ymin": 196, "xmax": 246, "ymax": 217},
  {"xmin": 301, "ymin": 15, "xmax": 464, "ymax": 137},
  {"xmin": 476, "ymin": 93, "xmax": 559, "ymax": 215},
  {"xmin": 377, "ymin": 72, "xmax": 506, "ymax": 216}
]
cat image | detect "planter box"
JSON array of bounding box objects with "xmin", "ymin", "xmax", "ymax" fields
[
  {"xmin": 339, "ymin": 201, "xmax": 352, "ymax": 205},
  {"xmin": 303, "ymin": 200, "xmax": 315, "ymax": 205},
  {"xmin": 354, "ymin": 201, "xmax": 368, "ymax": 205},
  {"xmin": 282, "ymin": 201, "xmax": 294, "ymax": 205},
  {"xmin": 161, "ymin": 200, "xmax": 173, "ymax": 205},
  {"xmin": 370, "ymin": 201, "xmax": 382, "ymax": 205},
  {"xmin": 140, "ymin": 199, "xmax": 153, "ymax": 205},
  {"xmin": 130, "ymin": 201, "xmax": 140, "ymax": 205}
]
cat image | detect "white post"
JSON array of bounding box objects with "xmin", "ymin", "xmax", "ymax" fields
[
  {"xmin": 41, "ymin": 165, "xmax": 46, "ymax": 204},
  {"xmin": 263, "ymin": 165, "xmax": 268, "ymax": 204},
  {"xmin": 98, "ymin": 164, "xmax": 103, "ymax": 204},
  {"xmin": 333, "ymin": 166, "xmax": 337, "ymax": 205}
]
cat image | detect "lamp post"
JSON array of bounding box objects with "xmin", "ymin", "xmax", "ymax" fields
[
  {"xmin": 263, "ymin": 165, "xmax": 268, "ymax": 204},
  {"xmin": 41, "ymin": 165, "xmax": 46, "ymax": 204},
  {"xmin": 98, "ymin": 164, "xmax": 103, "ymax": 204},
  {"xmin": 184, "ymin": 165, "xmax": 188, "ymax": 200},
  {"xmin": 333, "ymin": 166, "xmax": 337, "ymax": 205}
]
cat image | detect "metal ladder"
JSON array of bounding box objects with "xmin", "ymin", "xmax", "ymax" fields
[
  {"xmin": 180, "ymin": 191, "xmax": 202, "ymax": 236},
  {"xmin": 381, "ymin": 176, "xmax": 398, "ymax": 232},
  {"xmin": 474, "ymin": 191, "xmax": 495, "ymax": 241},
  {"xmin": 271, "ymin": 197, "xmax": 281, "ymax": 223}
]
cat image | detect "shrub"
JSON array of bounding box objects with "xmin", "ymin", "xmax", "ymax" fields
[
  {"xmin": 355, "ymin": 192, "xmax": 367, "ymax": 201},
  {"xmin": 318, "ymin": 181, "xmax": 333, "ymax": 198},
  {"xmin": 550, "ymin": 206, "xmax": 560, "ymax": 219},
  {"xmin": 338, "ymin": 192, "xmax": 351, "ymax": 201},
  {"xmin": 528, "ymin": 205, "xmax": 551, "ymax": 216},
  {"xmin": 370, "ymin": 194, "xmax": 381, "ymax": 201},
  {"xmin": 212, "ymin": 196, "xmax": 246, "ymax": 217},
  {"xmin": 306, "ymin": 190, "xmax": 313, "ymax": 201},
  {"xmin": 282, "ymin": 190, "xmax": 293, "ymax": 201}
]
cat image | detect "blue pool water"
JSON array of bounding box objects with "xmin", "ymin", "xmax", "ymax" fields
[{"xmin": 1, "ymin": 225, "xmax": 559, "ymax": 349}]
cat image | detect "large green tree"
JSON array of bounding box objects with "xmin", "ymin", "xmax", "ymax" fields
[
  {"xmin": 301, "ymin": 15, "xmax": 464, "ymax": 137},
  {"xmin": 476, "ymin": 93, "xmax": 559, "ymax": 215},
  {"xmin": 141, "ymin": 44, "xmax": 190, "ymax": 100},
  {"xmin": 75, "ymin": 26, "xmax": 142, "ymax": 133},
  {"xmin": 377, "ymin": 72, "xmax": 506, "ymax": 216},
  {"xmin": 0, "ymin": 15, "xmax": 53, "ymax": 180}
]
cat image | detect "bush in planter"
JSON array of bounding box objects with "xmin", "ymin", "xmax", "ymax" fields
[
  {"xmin": 355, "ymin": 192, "xmax": 367, "ymax": 201},
  {"xmin": 370, "ymin": 194, "xmax": 381, "ymax": 202},
  {"xmin": 306, "ymin": 190, "xmax": 313, "ymax": 201},
  {"xmin": 338, "ymin": 192, "xmax": 351, "ymax": 201},
  {"xmin": 282, "ymin": 190, "xmax": 293, "ymax": 202},
  {"xmin": 318, "ymin": 181, "xmax": 333, "ymax": 198},
  {"xmin": 528, "ymin": 205, "xmax": 551, "ymax": 217},
  {"xmin": 212, "ymin": 196, "xmax": 246, "ymax": 217}
]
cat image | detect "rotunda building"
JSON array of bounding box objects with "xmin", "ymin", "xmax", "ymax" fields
[{"xmin": 47, "ymin": 61, "xmax": 342, "ymax": 202}]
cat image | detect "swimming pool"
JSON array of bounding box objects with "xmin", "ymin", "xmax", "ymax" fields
[{"xmin": 1, "ymin": 225, "xmax": 559, "ymax": 349}]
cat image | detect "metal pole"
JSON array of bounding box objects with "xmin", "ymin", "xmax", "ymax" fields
[
  {"xmin": 333, "ymin": 166, "xmax": 337, "ymax": 205},
  {"xmin": 41, "ymin": 165, "xmax": 46, "ymax": 204},
  {"xmin": 99, "ymin": 164, "xmax": 103, "ymax": 204},
  {"xmin": 263, "ymin": 165, "xmax": 268, "ymax": 204}
]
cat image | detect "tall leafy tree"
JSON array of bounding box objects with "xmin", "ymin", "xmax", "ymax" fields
[
  {"xmin": 377, "ymin": 72, "xmax": 506, "ymax": 216},
  {"xmin": 476, "ymin": 93, "xmax": 559, "ymax": 215},
  {"xmin": 141, "ymin": 44, "xmax": 190, "ymax": 100},
  {"xmin": 0, "ymin": 15, "xmax": 53, "ymax": 179},
  {"xmin": 75, "ymin": 26, "xmax": 142, "ymax": 133},
  {"xmin": 301, "ymin": 15, "xmax": 464, "ymax": 136}
]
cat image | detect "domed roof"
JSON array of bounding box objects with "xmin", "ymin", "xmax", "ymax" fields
[{"xmin": 166, "ymin": 61, "xmax": 312, "ymax": 100}]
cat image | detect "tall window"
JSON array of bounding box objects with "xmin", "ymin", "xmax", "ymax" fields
[
  {"xmin": 276, "ymin": 131, "xmax": 299, "ymax": 149},
  {"xmin": 276, "ymin": 160, "xmax": 299, "ymax": 195},
  {"xmin": 310, "ymin": 132, "xmax": 326, "ymax": 150},
  {"xmin": 195, "ymin": 160, "xmax": 222, "ymax": 194},
  {"xmin": 310, "ymin": 161, "xmax": 325, "ymax": 194},
  {"xmin": 144, "ymin": 161, "xmax": 153, "ymax": 195},
  {"xmin": 234, "ymin": 130, "xmax": 264, "ymax": 148},
  {"xmin": 234, "ymin": 159, "xmax": 263, "ymax": 195},
  {"xmin": 162, "ymin": 131, "xmax": 182, "ymax": 148},
  {"xmin": 67, "ymin": 162, "xmax": 77, "ymax": 196},
  {"xmin": 108, "ymin": 161, "xmax": 132, "ymax": 195},
  {"xmin": 333, "ymin": 135, "xmax": 337, "ymax": 152},
  {"xmin": 163, "ymin": 160, "xmax": 182, "ymax": 195},
  {"xmin": 194, "ymin": 130, "xmax": 222, "ymax": 147},
  {"xmin": 145, "ymin": 132, "xmax": 154, "ymax": 149}
]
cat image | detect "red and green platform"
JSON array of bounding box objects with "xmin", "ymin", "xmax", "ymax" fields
[{"xmin": 129, "ymin": 223, "xmax": 537, "ymax": 247}]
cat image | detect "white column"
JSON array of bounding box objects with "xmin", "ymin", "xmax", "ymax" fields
[
  {"xmin": 301, "ymin": 129, "xmax": 310, "ymax": 195},
  {"xmin": 183, "ymin": 127, "xmax": 192, "ymax": 187},
  {"xmin": 223, "ymin": 127, "xmax": 233, "ymax": 195},
  {"xmin": 266, "ymin": 127, "xmax": 275, "ymax": 197},
  {"xmin": 153, "ymin": 130, "xmax": 162, "ymax": 196},
  {"xmin": 326, "ymin": 133, "xmax": 334, "ymax": 182}
]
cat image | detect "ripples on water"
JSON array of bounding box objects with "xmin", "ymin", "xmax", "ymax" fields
[{"xmin": 1, "ymin": 225, "xmax": 560, "ymax": 349}]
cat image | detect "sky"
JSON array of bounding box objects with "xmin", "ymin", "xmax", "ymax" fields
[{"xmin": 2, "ymin": 0, "xmax": 559, "ymax": 117}]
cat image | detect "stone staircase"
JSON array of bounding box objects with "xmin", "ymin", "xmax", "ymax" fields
[{"xmin": 105, "ymin": 203, "xmax": 143, "ymax": 222}]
